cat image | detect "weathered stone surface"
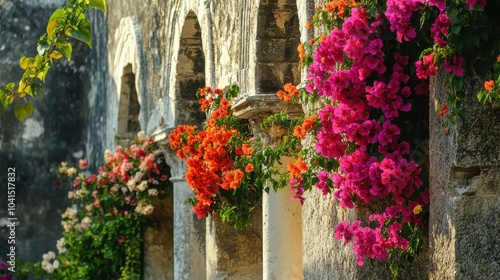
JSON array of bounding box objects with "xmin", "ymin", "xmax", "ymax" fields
[
  {"xmin": 144, "ymin": 196, "xmax": 174, "ymax": 280},
  {"xmin": 430, "ymin": 71, "xmax": 500, "ymax": 279},
  {"xmin": 206, "ymin": 209, "xmax": 263, "ymax": 280}
]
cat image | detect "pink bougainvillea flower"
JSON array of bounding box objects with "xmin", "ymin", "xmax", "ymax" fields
[{"xmin": 443, "ymin": 55, "xmax": 465, "ymax": 76}]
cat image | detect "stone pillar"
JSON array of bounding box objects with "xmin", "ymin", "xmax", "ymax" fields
[
  {"xmin": 429, "ymin": 72, "xmax": 500, "ymax": 279},
  {"xmin": 233, "ymin": 94, "xmax": 303, "ymax": 280},
  {"xmin": 262, "ymin": 160, "xmax": 303, "ymax": 280},
  {"xmin": 153, "ymin": 129, "xmax": 206, "ymax": 280}
]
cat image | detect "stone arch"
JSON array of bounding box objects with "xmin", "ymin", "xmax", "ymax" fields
[
  {"xmin": 256, "ymin": 0, "xmax": 301, "ymax": 94},
  {"xmin": 113, "ymin": 17, "xmax": 148, "ymax": 135},
  {"xmin": 113, "ymin": 17, "xmax": 174, "ymax": 279},
  {"xmin": 174, "ymin": 10, "xmax": 206, "ymax": 125}
]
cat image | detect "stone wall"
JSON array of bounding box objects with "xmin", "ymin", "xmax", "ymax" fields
[{"xmin": 429, "ymin": 71, "xmax": 500, "ymax": 279}]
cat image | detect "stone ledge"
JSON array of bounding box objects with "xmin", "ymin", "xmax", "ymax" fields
[
  {"xmin": 232, "ymin": 94, "xmax": 302, "ymax": 120},
  {"xmin": 149, "ymin": 125, "xmax": 173, "ymax": 145}
]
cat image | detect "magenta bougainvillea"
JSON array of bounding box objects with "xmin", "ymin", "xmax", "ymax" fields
[{"xmin": 297, "ymin": 0, "xmax": 500, "ymax": 274}]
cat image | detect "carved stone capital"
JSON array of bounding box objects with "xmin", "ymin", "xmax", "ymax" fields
[
  {"xmin": 232, "ymin": 94, "xmax": 302, "ymax": 146},
  {"xmin": 149, "ymin": 126, "xmax": 187, "ymax": 182}
]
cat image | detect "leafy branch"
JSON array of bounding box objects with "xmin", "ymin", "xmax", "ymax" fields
[{"xmin": 0, "ymin": 0, "xmax": 106, "ymax": 122}]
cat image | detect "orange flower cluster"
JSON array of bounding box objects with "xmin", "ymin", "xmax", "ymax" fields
[
  {"xmin": 199, "ymin": 87, "xmax": 224, "ymax": 112},
  {"xmin": 484, "ymin": 80, "xmax": 495, "ymax": 91},
  {"xmin": 169, "ymin": 87, "xmax": 250, "ymax": 219},
  {"xmin": 277, "ymin": 83, "xmax": 300, "ymax": 102},
  {"xmin": 293, "ymin": 114, "xmax": 318, "ymax": 140},
  {"xmin": 287, "ymin": 156, "xmax": 309, "ymax": 180},
  {"xmin": 325, "ymin": 0, "xmax": 357, "ymax": 18},
  {"xmin": 298, "ymin": 43, "xmax": 306, "ymax": 63},
  {"xmin": 235, "ymin": 143, "xmax": 254, "ymax": 157}
]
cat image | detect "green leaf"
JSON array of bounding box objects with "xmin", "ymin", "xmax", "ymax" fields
[
  {"xmin": 48, "ymin": 8, "xmax": 66, "ymax": 26},
  {"xmin": 37, "ymin": 39, "xmax": 51, "ymax": 55},
  {"xmin": 15, "ymin": 106, "xmax": 27, "ymax": 122},
  {"xmin": 37, "ymin": 65, "xmax": 51, "ymax": 82},
  {"xmin": 5, "ymin": 83, "xmax": 15, "ymax": 91},
  {"xmin": 5, "ymin": 95, "xmax": 14, "ymax": 106},
  {"xmin": 58, "ymin": 40, "xmax": 73, "ymax": 60},
  {"xmin": 27, "ymin": 83, "xmax": 43, "ymax": 97},
  {"xmin": 450, "ymin": 25, "xmax": 461, "ymax": 35},
  {"xmin": 69, "ymin": 18, "xmax": 92, "ymax": 48},
  {"xmin": 88, "ymin": 0, "xmax": 107, "ymax": 12},
  {"xmin": 0, "ymin": 89, "xmax": 8, "ymax": 109},
  {"xmin": 24, "ymin": 102, "xmax": 34, "ymax": 116}
]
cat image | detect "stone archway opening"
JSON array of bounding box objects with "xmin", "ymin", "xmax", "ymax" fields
[
  {"xmin": 117, "ymin": 63, "xmax": 141, "ymax": 140},
  {"xmin": 174, "ymin": 10, "xmax": 206, "ymax": 125},
  {"xmin": 169, "ymin": 10, "xmax": 207, "ymax": 280}
]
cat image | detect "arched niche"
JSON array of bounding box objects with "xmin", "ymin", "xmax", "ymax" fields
[
  {"xmin": 256, "ymin": 0, "xmax": 301, "ymax": 94},
  {"xmin": 174, "ymin": 10, "xmax": 206, "ymax": 125}
]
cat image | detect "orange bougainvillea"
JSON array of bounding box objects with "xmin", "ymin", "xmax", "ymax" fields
[
  {"xmin": 169, "ymin": 86, "xmax": 257, "ymax": 221},
  {"xmin": 293, "ymin": 114, "xmax": 318, "ymax": 140},
  {"xmin": 277, "ymin": 83, "xmax": 300, "ymax": 102},
  {"xmin": 325, "ymin": 0, "xmax": 357, "ymax": 18},
  {"xmin": 484, "ymin": 80, "xmax": 495, "ymax": 91},
  {"xmin": 287, "ymin": 156, "xmax": 309, "ymax": 180}
]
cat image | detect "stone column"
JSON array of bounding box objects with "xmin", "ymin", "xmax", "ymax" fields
[
  {"xmin": 153, "ymin": 129, "xmax": 206, "ymax": 280},
  {"xmin": 262, "ymin": 160, "xmax": 303, "ymax": 280},
  {"xmin": 429, "ymin": 72, "xmax": 500, "ymax": 279},
  {"xmin": 233, "ymin": 94, "xmax": 303, "ymax": 280}
]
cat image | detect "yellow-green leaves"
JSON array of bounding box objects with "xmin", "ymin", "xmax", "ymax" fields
[
  {"xmin": 0, "ymin": 89, "xmax": 8, "ymax": 110},
  {"xmin": 88, "ymin": 0, "xmax": 107, "ymax": 12},
  {"xmin": 19, "ymin": 56, "xmax": 35, "ymax": 70},
  {"xmin": 14, "ymin": 102, "xmax": 35, "ymax": 122},
  {"xmin": 1, "ymin": 0, "xmax": 106, "ymax": 122}
]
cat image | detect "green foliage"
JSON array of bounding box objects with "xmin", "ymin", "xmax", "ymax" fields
[{"xmin": 0, "ymin": 0, "xmax": 106, "ymax": 122}]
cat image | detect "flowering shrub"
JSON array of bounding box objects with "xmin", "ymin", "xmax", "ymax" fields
[
  {"xmin": 34, "ymin": 133, "xmax": 171, "ymax": 280},
  {"xmin": 169, "ymin": 85, "xmax": 301, "ymax": 228},
  {"xmin": 283, "ymin": 0, "xmax": 500, "ymax": 276}
]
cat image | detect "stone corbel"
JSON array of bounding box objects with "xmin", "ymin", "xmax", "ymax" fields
[
  {"xmin": 232, "ymin": 94, "xmax": 303, "ymax": 144},
  {"xmin": 149, "ymin": 126, "xmax": 187, "ymax": 182}
]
